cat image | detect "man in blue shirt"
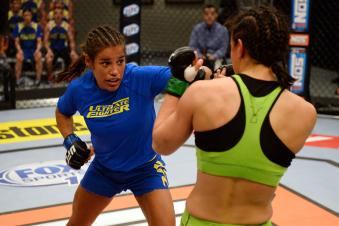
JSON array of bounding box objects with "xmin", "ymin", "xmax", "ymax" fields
[
  {"xmin": 189, "ymin": 4, "xmax": 229, "ymax": 71},
  {"xmin": 8, "ymin": 0, "xmax": 23, "ymax": 34},
  {"xmin": 21, "ymin": 0, "xmax": 46, "ymax": 25},
  {"xmin": 44, "ymin": 7, "xmax": 77, "ymax": 82},
  {"xmin": 7, "ymin": 0, "xmax": 23, "ymax": 58},
  {"xmin": 13, "ymin": 8, "xmax": 43, "ymax": 87}
]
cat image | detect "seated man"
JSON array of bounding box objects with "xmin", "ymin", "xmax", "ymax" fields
[
  {"xmin": 7, "ymin": 0, "xmax": 23, "ymax": 58},
  {"xmin": 44, "ymin": 7, "xmax": 77, "ymax": 82},
  {"xmin": 49, "ymin": 0, "xmax": 73, "ymax": 21},
  {"xmin": 189, "ymin": 4, "xmax": 229, "ymax": 71},
  {"xmin": 21, "ymin": 0, "xmax": 46, "ymax": 26},
  {"xmin": 49, "ymin": 0, "xmax": 73, "ymax": 16},
  {"xmin": 13, "ymin": 8, "xmax": 43, "ymax": 87},
  {"xmin": 8, "ymin": 0, "xmax": 23, "ymax": 34},
  {"xmin": 47, "ymin": 3, "xmax": 70, "ymax": 22},
  {"xmin": 47, "ymin": 0, "xmax": 74, "ymax": 34}
]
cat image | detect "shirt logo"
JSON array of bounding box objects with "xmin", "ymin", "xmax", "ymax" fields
[{"xmin": 86, "ymin": 97, "xmax": 130, "ymax": 118}]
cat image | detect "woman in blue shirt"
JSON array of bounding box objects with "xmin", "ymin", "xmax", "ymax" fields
[{"xmin": 55, "ymin": 25, "xmax": 175, "ymax": 226}]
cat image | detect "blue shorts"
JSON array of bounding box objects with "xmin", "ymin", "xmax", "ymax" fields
[{"xmin": 80, "ymin": 155, "xmax": 169, "ymax": 197}]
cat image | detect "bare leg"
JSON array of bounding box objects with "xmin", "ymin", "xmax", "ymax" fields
[
  {"xmin": 34, "ymin": 51, "xmax": 42, "ymax": 81},
  {"xmin": 67, "ymin": 185, "xmax": 112, "ymax": 226},
  {"xmin": 70, "ymin": 50, "xmax": 78, "ymax": 64},
  {"xmin": 135, "ymin": 189, "xmax": 175, "ymax": 226},
  {"xmin": 46, "ymin": 50, "xmax": 54, "ymax": 78},
  {"xmin": 15, "ymin": 51, "xmax": 23, "ymax": 81}
]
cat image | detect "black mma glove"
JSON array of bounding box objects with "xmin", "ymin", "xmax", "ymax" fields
[
  {"xmin": 166, "ymin": 46, "xmax": 205, "ymax": 97},
  {"xmin": 63, "ymin": 133, "xmax": 91, "ymax": 170},
  {"xmin": 212, "ymin": 64, "xmax": 235, "ymax": 78}
]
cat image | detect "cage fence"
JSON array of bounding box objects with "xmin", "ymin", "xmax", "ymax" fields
[{"xmin": 1, "ymin": 0, "xmax": 338, "ymax": 113}]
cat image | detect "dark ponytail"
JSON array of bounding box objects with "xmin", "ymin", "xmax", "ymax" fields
[
  {"xmin": 272, "ymin": 62, "xmax": 295, "ymax": 89},
  {"xmin": 228, "ymin": 6, "xmax": 295, "ymax": 89},
  {"xmin": 55, "ymin": 55, "xmax": 86, "ymax": 82},
  {"xmin": 55, "ymin": 25, "xmax": 125, "ymax": 82}
]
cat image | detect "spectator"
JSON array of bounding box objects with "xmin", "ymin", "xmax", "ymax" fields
[
  {"xmin": 44, "ymin": 7, "xmax": 78, "ymax": 82},
  {"xmin": 7, "ymin": 0, "xmax": 23, "ymax": 57},
  {"xmin": 13, "ymin": 8, "xmax": 43, "ymax": 87},
  {"xmin": 21, "ymin": 0, "xmax": 46, "ymax": 27},
  {"xmin": 49, "ymin": 0, "xmax": 73, "ymax": 21},
  {"xmin": 48, "ymin": 4, "xmax": 70, "ymax": 23},
  {"xmin": 48, "ymin": 0, "xmax": 74, "ymax": 37},
  {"xmin": 189, "ymin": 4, "xmax": 229, "ymax": 71},
  {"xmin": 8, "ymin": 0, "xmax": 23, "ymax": 33}
]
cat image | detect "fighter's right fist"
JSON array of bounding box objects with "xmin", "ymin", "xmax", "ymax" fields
[
  {"xmin": 63, "ymin": 133, "xmax": 91, "ymax": 170},
  {"xmin": 168, "ymin": 46, "xmax": 196, "ymax": 81},
  {"xmin": 166, "ymin": 47, "xmax": 205, "ymax": 97}
]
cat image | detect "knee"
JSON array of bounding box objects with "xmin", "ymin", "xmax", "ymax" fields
[
  {"xmin": 34, "ymin": 53, "xmax": 42, "ymax": 62},
  {"xmin": 46, "ymin": 56, "xmax": 53, "ymax": 64},
  {"xmin": 71, "ymin": 54, "xmax": 78, "ymax": 62},
  {"xmin": 16, "ymin": 54, "xmax": 23, "ymax": 62}
]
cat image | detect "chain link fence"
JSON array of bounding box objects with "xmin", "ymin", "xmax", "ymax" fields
[
  {"xmin": 73, "ymin": 0, "xmax": 338, "ymax": 113},
  {"xmin": 1, "ymin": 0, "xmax": 338, "ymax": 113},
  {"xmin": 306, "ymin": 0, "xmax": 339, "ymax": 113},
  {"xmin": 272, "ymin": 0, "xmax": 339, "ymax": 113}
]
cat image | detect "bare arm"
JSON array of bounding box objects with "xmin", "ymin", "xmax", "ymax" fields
[
  {"xmin": 152, "ymin": 58, "xmax": 205, "ymax": 154},
  {"xmin": 271, "ymin": 91, "xmax": 318, "ymax": 153},
  {"xmin": 68, "ymin": 0, "xmax": 73, "ymax": 19},
  {"xmin": 67, "ymin": 27, "xmax": 76, "ymax": 52},
  {"xmin": 43, "ymin": 25, "xmax": 50, "ymax": 50},
  {"xmin": 55, "ymin": 107, "xmax": 75, "ymax": 138},
  {"xmin": 188, "ymin": 27, "xmax": 202, "ymax": 57},
  {"xmin": 39, "ymin": 1, "xmax": 47, "ymax": 27},
  {"xmin": 56, "ymin": 107, "xmax": 95, "ymax": 162},
  {"xmin": 15, "ymin": 37, "xmax": 22, "ymax": 52},
  {"xmin": 153, "ymin": 84, "xmax": 201, "ymax": 155},
  {"xmin": 213, "ymin": 28, "xmax": 229, "ymax": 59},
  {"xmin": 36, "ymin": 37, "xmax": 42, "ymax": 52},
  {"xmin": 291, "ymin": 99, "xmax": 318, "ymax": 152}
]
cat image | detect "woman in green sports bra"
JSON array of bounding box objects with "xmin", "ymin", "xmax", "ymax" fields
[{"xmin": 153, "ymin": 5, "xmax": 317, "ymax": 226}]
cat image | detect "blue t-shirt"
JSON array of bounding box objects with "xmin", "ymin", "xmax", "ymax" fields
[
  {"xmin": 8, "ymin": 10, "xmax": 23, "ymax": 33},
  {"xmin": 13, "ymin": 22, "xmax": 42, "ymax": 51},
  {"xmin": 57, "ymin": 63, "xmax": 171, "ymax": 171},
  {"xmin": 48, "ymin": 20, "xmax": 69, "ymax": 51}
]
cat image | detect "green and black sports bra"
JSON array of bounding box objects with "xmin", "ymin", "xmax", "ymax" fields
[{"xmin": 195, "ymin": 74, "xmax": 295, "ymax": 186}]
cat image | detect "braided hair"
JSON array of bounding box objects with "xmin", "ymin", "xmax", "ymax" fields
[
  {"xmin": 227, "ymin": 6, "xmax": 294, "ymax": 89},
  {"xmin": 55, "ymin": 25, "xmax": 125, "ymax": 82}
]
